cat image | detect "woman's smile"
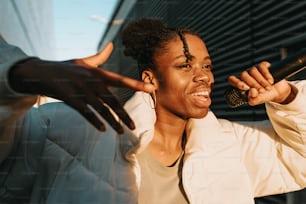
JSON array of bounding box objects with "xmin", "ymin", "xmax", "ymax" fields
[{"xmin": 189, "ymin": 88, "xmax": 211, "ymax": 107}]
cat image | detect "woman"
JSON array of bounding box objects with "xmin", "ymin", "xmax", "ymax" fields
[
  {"xmin": 121, "ymin": 18, "xmax": 306, "ymax": 203},
  {"xmin": 1, "ymin": 19, "xmax": 305, "ymax": 204}
]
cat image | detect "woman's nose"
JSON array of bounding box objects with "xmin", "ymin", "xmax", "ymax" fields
[{"xmin": 192, "ymin": 67, "xmax": 210, "ymax": 83}]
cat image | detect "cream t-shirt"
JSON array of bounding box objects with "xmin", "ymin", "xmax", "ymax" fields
[{"xmin": 137, "ymin": 150, "xmax": 188, "ymax": 204}]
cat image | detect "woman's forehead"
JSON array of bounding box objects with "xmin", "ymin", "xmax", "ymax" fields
[{"xmin": 163, "ymin": 35, "xmax": 208, "ymax": 57}]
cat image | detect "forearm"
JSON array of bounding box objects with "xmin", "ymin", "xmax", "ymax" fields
[{"xmin": 266, "ymin": 80, "xmax": 306, "ymax": 156}]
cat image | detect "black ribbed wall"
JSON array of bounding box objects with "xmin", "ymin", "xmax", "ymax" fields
[
  {"xmin": 103, "ymin": 0, "xmax": 306, "ymax": 122},
  {"xmin": 100, "ymin": 1, "xmax": 306, "ymax": 203}
]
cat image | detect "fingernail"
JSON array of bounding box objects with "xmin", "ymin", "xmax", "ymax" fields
[
  {"xmin": 116, "ymin": 125, "xmax": 124, "ymax": 134},
  {"xmin": 129, "ymin": 121, "xmax": 136, "ymax": 130},
  {"xmin": 268, "ymin": 79, "xmax": 274, "ymax": 84},
  {"xmin": 264, "ymin": 61, "xmax": 271, "ymax": 67},
  {"xmin": 99, "ymin": 125, "xmax": 106, "ymax": 132},
  {"xmin": 243, "ymin": 84, "xmax": 250, "ymax": 90}
]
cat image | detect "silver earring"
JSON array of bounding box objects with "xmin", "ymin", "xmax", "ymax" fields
[{"xmin": 150, "ymin": 91, "xmax": 156, "ymax": 109}]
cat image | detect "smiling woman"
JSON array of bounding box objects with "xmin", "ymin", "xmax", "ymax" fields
[
  {"xmin": 121, "ymin": 18, "xmax": 306, "ymax": 204},
  {"xmin": 1, "ymin": 13, "xmax": 306, "ymax": 203},
  {"xmin": 121, "ymin": 18, "xmax": 215, "ymax": 203}
]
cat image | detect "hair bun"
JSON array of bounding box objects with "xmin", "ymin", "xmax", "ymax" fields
[{"xmin": 121, "ymin": 18, "xmax": 167, "ymax": 60}]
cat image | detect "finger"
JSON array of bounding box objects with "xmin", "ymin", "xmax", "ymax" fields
[
  {"xmin": 76, "ymin": 42, "xmax": 114, "ymax": 67},
  {"xmin": 89, "ymin": 98, "xmax": 124, "ymax": 134},
  {"xmin": 82, "ymin": 89, "xmax": 125, "ymax": 134},
  {"xmin": 248, "ymin": 88, "xmax": 259, "ymax": 106},
  {"xmin": 248, "ymin": 66, "xmax": 272, "ymax": 90},
  {"xmin": 240, "ymin": 68, "xmax": 263, "ymax": 90},
  {"xmin": 98, "ymin": 69, "xmax": 155, "ymax": 93},
  {"xmin": 248, "ymin": 87, "xmax": 258, "ymax": 98},
  {"xmin": 99, "ymin": 89, "xmax": 135, "ymax": 130},
  {"xmin": 257, "ymin": 61, "xmax": 273, "ymax": 84},
  {"xmin": 228, "ymin": 75, "xmax": 250, "ymax": 90},
  {"xmin": 68, "ymin": 101, "xmax": 106, "ymax": 131}
]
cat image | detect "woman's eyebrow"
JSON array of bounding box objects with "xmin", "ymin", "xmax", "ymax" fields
[
  {"xmin": 175, "ymin": 55, "xmax": 195, "ymax": 60},
  {"xmin": 204, "ymin": 56, "xmax": 211, "ymax": 61},
  {"xmin": 174, "ymin": 55, "xmax": 209, "ymax": 61}
]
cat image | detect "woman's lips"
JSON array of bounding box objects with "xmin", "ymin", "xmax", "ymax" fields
[
  {"xmin": 190, "ymin": 90, "xmax": 211, "ymax": 106},
  {"xmin": 191, "ymin": 91, "xmax": 209, "ymax": 99}
]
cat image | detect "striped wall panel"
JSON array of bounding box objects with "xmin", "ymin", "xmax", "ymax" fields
[{"xmin": 102, "ymin": 0, "xmax": 306, "ymax": 121}]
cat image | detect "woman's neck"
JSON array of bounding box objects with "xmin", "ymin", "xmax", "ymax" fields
[{"xmin": 147, "ymin": 111, "xmax": 187, "ymax": 166}]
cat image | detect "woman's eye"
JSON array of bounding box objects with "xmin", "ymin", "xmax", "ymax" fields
[
  {"xmin": 203, "ymin": 64, "xmax": 212, "ymax": 70},
  {"xmin": 178, "ymin": 64, "xmax": 192, "ymax": 69}
]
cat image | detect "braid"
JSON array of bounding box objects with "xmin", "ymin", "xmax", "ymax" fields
[
  {"xmin": 121, "ymin": 18, "xmax": 199, "ymax": 74},
  {"xmin": 177, "ymin": 30, "xmax": 193, "ymax": 62}
]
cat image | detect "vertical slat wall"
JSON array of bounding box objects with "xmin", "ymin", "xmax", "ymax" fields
[{"xmin": 103, "ymin": 0, "xmax": 306, "ymax": 121}]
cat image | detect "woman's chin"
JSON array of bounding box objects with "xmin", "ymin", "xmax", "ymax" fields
[{"xmin": 190, "ymin": 109, "xmax": 209, "ymax": 119}]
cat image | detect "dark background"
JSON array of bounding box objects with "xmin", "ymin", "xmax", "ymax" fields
[{"xmin": 99, "ymin": 1, "xmax": 306, "ymax": 203}]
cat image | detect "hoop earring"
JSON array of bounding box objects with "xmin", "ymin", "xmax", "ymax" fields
[{"xmin": 150, "ymin": 91, "xmax": 156, "ymax": 109}]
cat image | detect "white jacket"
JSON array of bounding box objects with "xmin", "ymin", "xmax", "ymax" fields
[
  {"xmin": 1, "ymin": 37, "xmax": 306, "ymax": 203},
  {"xmin": 124, "ymin": 83, "xmax": 306, "ymax": 204}
]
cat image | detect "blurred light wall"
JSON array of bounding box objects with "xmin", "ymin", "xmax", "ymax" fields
[{"xmin": 0, "ymin": 0, "xmax": 54, "ymax": 59}]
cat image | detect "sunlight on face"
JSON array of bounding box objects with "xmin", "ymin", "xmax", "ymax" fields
[{"xmin": 153, "ymin": 34, "xmax": 214, "ymax": 120}]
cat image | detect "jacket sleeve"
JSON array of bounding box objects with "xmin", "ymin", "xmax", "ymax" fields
[
  {"xmin": 0, "ymin": 36, "xmax": 38, "ymax": 164},
  {"xmin": 234, "ymin": 80, "xmax": 306, "ymax": 197},
  {"xmin": 266, "ymin": 80, "xmax": 306, "ymax": 157}
]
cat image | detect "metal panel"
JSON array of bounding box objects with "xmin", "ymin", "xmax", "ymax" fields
[
  {"xmin": 99, "ymin": 0, "xmax": 306, "ymax": 202},
  {"xmin": 100, "ymin": 0, "xmax": 306, "ymax": 121}
]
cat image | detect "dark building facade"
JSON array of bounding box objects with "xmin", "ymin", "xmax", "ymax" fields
[
  {"xmin": 99, "ymin": 0, "xmax": 306, "ymax": 121},
  {"xmin": 98, "ymin": 1, "xmax": 306, "ymax": 203}
]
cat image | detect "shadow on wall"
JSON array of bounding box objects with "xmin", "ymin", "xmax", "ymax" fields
[{"xmin": 255, "ymin": 188, "xmax": 306, "ymax": 204}]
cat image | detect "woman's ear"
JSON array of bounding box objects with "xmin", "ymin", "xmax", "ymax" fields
[{"xmin": 142, "ymin": 70, "xmax": 158, "ymax": 89}]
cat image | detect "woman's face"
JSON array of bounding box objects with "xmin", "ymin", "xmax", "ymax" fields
[{"xmin": 153, "ymin": 34, "xmax": 214, "ymax": 119}]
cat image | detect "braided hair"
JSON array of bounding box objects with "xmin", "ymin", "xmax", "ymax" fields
[{"xmin": 121, "ymin": 18, "xmax": 198, "ymax": 75}]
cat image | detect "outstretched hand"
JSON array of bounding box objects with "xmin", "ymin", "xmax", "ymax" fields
[
  {"xmin": 9, "ymin": 42, "xmax": 154, "ymax": 133},
  {"xmin": 227, "ymin": 61, "xmax": 295, "ymax": 106}
]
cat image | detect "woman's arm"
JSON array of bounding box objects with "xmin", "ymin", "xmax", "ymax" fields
[{"xmin": 234, "ymin": 81, "xmax": 306, "ymax": 197}]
